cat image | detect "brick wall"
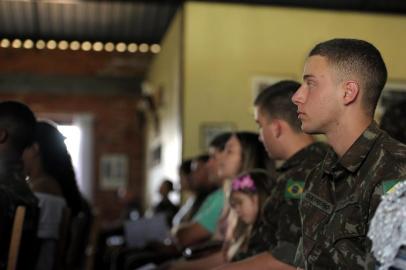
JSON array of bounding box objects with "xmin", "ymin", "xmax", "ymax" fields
[
  {"xmin": 0, "ymin": 48, "xmax": 149, "ymax": 224},
  {"xmin": 0, "ymin": 47, "xmax": 151, "ymax": 77}
]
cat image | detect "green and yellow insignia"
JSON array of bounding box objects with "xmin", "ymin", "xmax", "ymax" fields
[
  {"xmin": 383, "ymin": 180, "xmax": 402, "ymax": 194},
  {"xmin": 284, "ymin": 179, "xmax": 304, "ymax": 199}
]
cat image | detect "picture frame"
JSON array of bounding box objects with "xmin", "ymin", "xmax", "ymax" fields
[
  {"xmin": 100, "ymin": 153, "xmax": 128, "ymax": 190},
  {"xmin": 200, "ymin": 122, "xmax": 236, "ymax": 151},
  {"xmin": 251, "ymin": 75, "xmax": 295, "ymax": 102}
]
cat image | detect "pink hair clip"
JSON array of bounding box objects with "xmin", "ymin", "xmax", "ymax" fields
[{"xmin": 231, "ymin": 175, "xmax": 256, "ymax": 192}]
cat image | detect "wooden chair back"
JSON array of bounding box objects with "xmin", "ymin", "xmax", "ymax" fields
[{"xmin": 7, "ymin": 206, "xmax": 26, "ymax": 270}]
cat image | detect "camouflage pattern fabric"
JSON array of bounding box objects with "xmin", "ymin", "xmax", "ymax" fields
[
  {"xmin": 231, "ymin": 217, "xmax": 276, "ymax": 262},
  {"xmin": 262, "ymin": 142, "xmax": 329, "ymax": 265},
  {"xmin": 297, "ymin": 122, "xmax": 406, "ymax": 270}
]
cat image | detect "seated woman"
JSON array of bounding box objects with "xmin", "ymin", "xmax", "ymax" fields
[
  {"xmin": 23, "ymin": 120, "xmax": 87, "ymax": 270},
  {"xmin": 165, "ymin": 170, "xmax": 275, "ymax": 270},
  {"xmin": 158, "ymin": 132, "xmax": 275, "ymax": 270},
  {"xmin": 172, "ymin": 131, "xmax": 275, "ymax": 252}
]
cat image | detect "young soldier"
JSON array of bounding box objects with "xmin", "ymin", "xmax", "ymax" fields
[
  {"xmin": 292, "ymin": 38, "xmax": 406, "ymax": 269},
  {"xmin": 216, "ymin": 80, "xmax": 329, "ymax": 270}
]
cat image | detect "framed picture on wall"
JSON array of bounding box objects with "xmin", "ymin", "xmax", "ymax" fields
[
  {"xmin": 251, "ymin": 75, "xmax": 295, "ymax": 101},
  {"xmin": 200, "ymin": 122, "xmax": 236, "ymax": 151},
  {"xmin": 100, "ymin": 154, "xmax": 128, "ymax": 190}
]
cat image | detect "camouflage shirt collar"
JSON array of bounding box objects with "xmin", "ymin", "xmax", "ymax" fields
[
  {"xmin": 279, "ymin": 142, "xmax": 325, "ymax": 172},
  {"xmin": 324, "ymin": 121, "xmax": 382, "ymax": 176}
]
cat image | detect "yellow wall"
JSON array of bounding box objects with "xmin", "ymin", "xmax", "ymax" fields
[
  {"xmin": 144, "ymin": 10, "xmax": 183, "ymax": 207},
  {"xmin": 182, "ymin": 2, "xmax": 406, "ymax": 158}
]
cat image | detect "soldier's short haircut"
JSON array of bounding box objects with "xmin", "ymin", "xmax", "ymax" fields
[
  {"xmin": 309, "ymin": 38, "xmax": 387, "ymax": 116},
  {"xmin": 0, "ymin": 101, "xmax": 36, "ymax": 153},
  {"xmin": 254, "ymin": 80, "xmax": 302, "ymax": 132}
]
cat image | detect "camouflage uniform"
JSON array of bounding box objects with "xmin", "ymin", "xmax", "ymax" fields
[
  {"xmin": 263, "ymin": 142, "xmax": 329, "ymax": 265},
  {"xmin": 296, "ymin": 122, "xmax": 406, "ymax": 270},
  {"xmin": 231, "ymin": 218, "xmax": 276, "ymax": 262}
]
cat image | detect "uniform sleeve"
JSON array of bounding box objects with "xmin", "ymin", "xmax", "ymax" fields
[
  {"xmin": 368, "ymin": 179, "xmax": 406, "ymax": 223},
  {"xmin": 271, "ymin": 201, "xmax": 302, "ymax": 265},
  {"xmin": 270, "ymin": 180, "xmax": 303, "ymax": 265},
  {"xmin": 192, "ymin": 190, "xmax": 225, "ymax": 233}
]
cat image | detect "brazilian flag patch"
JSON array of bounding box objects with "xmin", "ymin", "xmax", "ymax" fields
[
  {"xmin": 284, "ymin": 179, "xmax": 304, "ymax": 199},
  {"xmin": 383, "ymin": 180, "xmax": 403, "ymax": 194}
]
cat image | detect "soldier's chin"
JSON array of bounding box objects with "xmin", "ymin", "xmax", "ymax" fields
[{"xmin": 301, "ymin": 123, "xmax": 321, "ymax": 135}]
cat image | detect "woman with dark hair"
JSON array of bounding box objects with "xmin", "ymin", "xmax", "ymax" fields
[
  {"xmin": 26, "ymin": 121, "xmax": 83, "ymax": 213},
  {"xmin": 233, "ymin": 132, "xmax": 276, "ymax": 180},
  {"xmin": 23, "ymin": 120, "xmax": 89, "ymax": 270},
  {"xmin": 166, "ymin": 131, "xmax": 276, "ymax": 270}
]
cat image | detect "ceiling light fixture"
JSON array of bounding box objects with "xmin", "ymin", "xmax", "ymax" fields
[
  {"xmin": 0, "ymin": 39, "xmax": 10, "ymax": 48},
  {"xmin": 139, "ymin": 43, "xmax": 149, "ymax": 53},
  {"xmin": 12, "ymin": 39, "xmax": 22, "ymax": 49}
]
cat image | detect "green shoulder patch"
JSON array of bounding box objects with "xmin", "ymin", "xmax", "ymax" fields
[
  {"xmin": 382, "ymin": 180, "xmax": 403, "ymax": 194},
  {"xmin": 284, "ymin": 179, "xmax": 304, "ymax": 200}
]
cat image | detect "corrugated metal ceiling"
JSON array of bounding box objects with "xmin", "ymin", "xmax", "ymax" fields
[
  {"xmin": 0, "ymin": 0, "xmax": 180, "ymax": 44},
  {"xmin": 0, "ymin": 0, "xmax": 405, "ymax": 45}
]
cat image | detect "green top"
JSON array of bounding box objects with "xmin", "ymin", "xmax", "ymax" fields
[{"xmin": 192, "ymin": 188, "xmax": 224, "ymax": 233}]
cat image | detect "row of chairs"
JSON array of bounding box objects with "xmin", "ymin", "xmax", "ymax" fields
[
  {"xmin": 7, "ymin": 206, "xmax": 25, "ymax": 270},
  {"xmin": 7, "ymin": 206, "xmax": 99, "ymax": 270}
]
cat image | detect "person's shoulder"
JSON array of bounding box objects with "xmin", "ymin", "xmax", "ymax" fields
[
  {"xmin": 379, "ymin": 133, "xmax": 406, "ymax": 159},
  {"xmin": 301, "ymin": 142, "xmax": 331, "ymax": 167},
  {"xmin": 0, "ymin": 185, "xmax": 14, "ymax": 205},
  {"xmin": 209, "ymin": 188, "xmax": 224, "ymax": 200},
  {"xmin": 287, "ymin": 143, "xmax": 330, "ymax": 181},
  {"xmin": 211, "ymin": 187, "xmax": 224, "ymax": 196},
  {"xmin": 0, "ymin": 181, "xmax": 38, "ymax": 208},
  {"xmin": 35, "ymin": 192, "xmax": 67, "ymax": 205},
  {"xmin": 370, "ymin": 133, "xmax": 406, "ymax": 172},
  {"xmin": 364, "ymin": 135, "xmax": 406, "ymax": 192},
  {"xmin": 308, "ymin": 141, "xmax": 331, "ymax": 154},
  {"xmin": 200, "ymin": 188, "xmax": 224, "ymax": 205}
]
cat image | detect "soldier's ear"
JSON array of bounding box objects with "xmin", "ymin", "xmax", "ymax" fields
[
  {"xmin": 0, "ymin": 128, "xmax": 8, "ymax": 144},
  {"xmin": 343, "ymin": 81, "xmax": 360, "ymax": 105},
  {"xmin": 271, "ymin": 119, "xmax": 282, "ymax": 139}
]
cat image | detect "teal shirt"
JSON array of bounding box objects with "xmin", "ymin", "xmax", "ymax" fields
[{"xmin": 192, "ymin": 188, "xmax": 224, "ymax": 233}]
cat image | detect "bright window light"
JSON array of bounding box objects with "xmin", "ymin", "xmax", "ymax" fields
[{"xmin": 57, "ymin": 125, "xmax": 82, "ymax": 187}]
